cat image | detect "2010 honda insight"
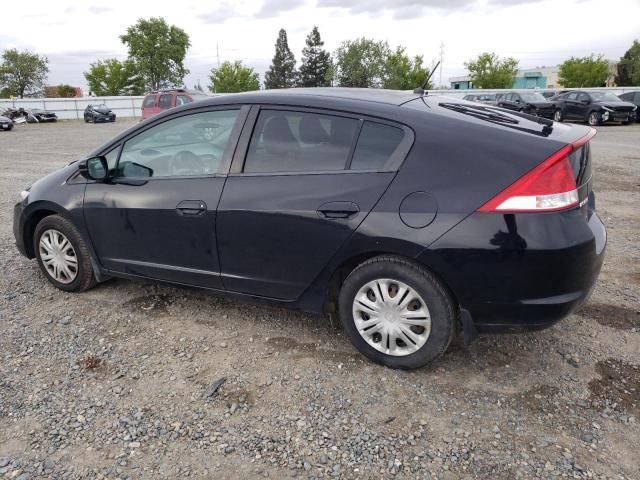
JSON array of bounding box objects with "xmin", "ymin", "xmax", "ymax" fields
[{"xmin": 13, "ymin": 88, "xmax": 606, "ymax": 369}]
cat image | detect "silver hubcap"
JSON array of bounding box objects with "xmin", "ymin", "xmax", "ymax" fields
[
  {"xmin": 589, "ymin": 113, "xmax": 598, "ymax": 125},
  {"xmin": 39, "ymin": 229, "xmax": 78, "ymax": 284},
  {"xmin": 554, "ymin": 110, "xmax": 561, "ymax": 122},
  {"xmin": 352, "ymin": 278, "xmax": 431, "ymax": 357}
]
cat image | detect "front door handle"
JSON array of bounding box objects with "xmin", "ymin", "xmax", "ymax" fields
[
  {"xmin": 317, "ymin": 201, "xmax": 360, "ymax": 220},
  {"xmin": 176, "ymin": 200, "xmax": 207, "ymax": 216}
]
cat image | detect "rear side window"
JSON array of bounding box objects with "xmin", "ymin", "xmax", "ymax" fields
[
  {"xmin": 350, "ymin": 122, "xmax": 404, "ymax": 170},
  {"xmin": 142, "ymin": 95, "xmax": 156, "ymax": 108},
  {"xmin": 176, "ymin": 95, "xmax": 191, "ymax": 106},
  {"xmin": 158, "ymin": 94, "xmax": 173, "ymax": 109},
  {"xmin": 244, "ymin": 110, "xmax": 359, "ymax": 173}
]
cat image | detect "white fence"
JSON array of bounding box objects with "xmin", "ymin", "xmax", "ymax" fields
[{"xmin": 0, "ymin": 96, "xmax": 144, "ymax": 120}]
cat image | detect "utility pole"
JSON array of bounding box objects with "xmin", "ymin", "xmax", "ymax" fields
[
  {"xmin": 216, "ymin": 43, "xmax": 220, "ymax": 68},
  {"xmin": 439, "ymin": 42, "xmax": 445, "ymax": 89}
]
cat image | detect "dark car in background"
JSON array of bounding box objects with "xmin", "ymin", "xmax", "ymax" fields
[
  {"xmin": 618, "ymin": 91, "xmax": 640, "ymax": 122},
  {"xmin": 462, "ymin": 93, "xmax": 498, "ymax": 105},
  {"xmin": 553, "ymin": 90, "xmax": 636, "ymax": 125},
  {"xmin": 84, "ymin": 104, "xmax": 116, "ymax": 123},
  {"xmin": 13, "ymin": 88, "xmax": 606, "ymax": 369},
  {"xmin": 141, "ymin": 89, "xmax": 209, "ymax": 120},
  {"xmin": 497, "ymin": 91, "xmax": 555, "ymax": 118},
  {"xmin": 0, "ymin": 114, "xmax": 13, "ymax": 131}
]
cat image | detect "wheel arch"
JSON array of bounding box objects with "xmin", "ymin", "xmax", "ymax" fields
[
  {"xmin": 323, "ymin": 251, "xmax": 461, "ymax": 318},
  {"xmin": 21, "ymin": 203, "xmax": 66, "ymax": 258}
]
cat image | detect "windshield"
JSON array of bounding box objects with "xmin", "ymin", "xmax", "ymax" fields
[
  {"xmin": 93, "ymin": 104, "xmax": 108, "ymax": 109},
  {"xmin": 520, "ymin": 93, "xmax": 547, "ymax": 103},
  {"xmin": 589, "ymin": 92, "xmax": 621, "ymax": 102}
]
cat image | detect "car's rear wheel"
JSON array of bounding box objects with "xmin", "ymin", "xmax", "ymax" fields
[
  {"xmin": 338, "ymin": 256, "xmax": 456, "ymax": 369},
  {"xmin": 34, "ymin": 215, "xmax": 97, "ymax": 292},
  {"xmin": 553, "ymin": 109, "xmax": 563, "ymax": 122},
  {"xmin": 588, "ymin": 111, "xmax": 600, "ymax": 126}
]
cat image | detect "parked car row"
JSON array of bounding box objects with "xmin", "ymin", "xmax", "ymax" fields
[
  {"xmin": 1, "ymin": 107, "xmax": 58, "ymax": 124},
  {"xmin": 463, "ymin": 90, "xmax": 639, "ymax": 126}
]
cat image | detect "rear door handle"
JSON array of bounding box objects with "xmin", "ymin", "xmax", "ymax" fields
[
  {"xmin": 176, "ymin": 200, "xmax": 207, "ymax": 216},
  {"xmin": 317, "ymin": 201, "xmax": 359, "ymax": 220}
]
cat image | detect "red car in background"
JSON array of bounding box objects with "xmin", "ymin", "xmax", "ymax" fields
[{"xmin": 140, "ymin": 89, "xmax": 209, "ymax": 120}]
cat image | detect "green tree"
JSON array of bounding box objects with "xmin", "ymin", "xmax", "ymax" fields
[
  {"xmin": 464, "ymin": 52, "xmax": 518, "ymax": 89},
  {"xmin": 209, "ymin": 61, "xmax": 260, "ymax": 93},
  {"xmin": 334, "ymin": 38, "xmax": 389, "ymax": 88},
  {"xmin": 299, "ymin": 26, "xmax": 332, "ymax": 87},
  {"xmin": 0, "ymin": 49, "xmax": 49, "ymax": 98},
  {"xmin": 57, "ymin": 84, "xmax": 77, "ymax": 97},
  {"xmin": 383, "ymin": 47, "xmax": 431, "ymax": 90},
  {"xmin": 84, "ymin": 58, "xmax": 144, "ymax": 96},
  {"xmin": 558, "ymin": 54, "xmax": 609, "ymax": 88},
  {"xmin": 120, "ymin": 17, "xmax": 190, "ymax": 91},
  {"xmin": 264, "ymin": 29, "xmax": 298, "ymax": 89},
  {"xmin": 616, "ymin": 40, "xmax": 640, "ymax": 86},
  {"xmin": 0, "ymin": 87, "xmax": 12, "ymax": 98}
]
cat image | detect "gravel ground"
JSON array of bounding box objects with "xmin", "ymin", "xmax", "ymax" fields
[{"xmin": 0, "ymin": 119, "xmax": 638, "ymax": 480}]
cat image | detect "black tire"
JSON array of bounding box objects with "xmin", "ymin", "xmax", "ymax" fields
[
  {"xmin": 84, "ymin": 115, "xmax": 89, "ymax": 123},
  {"xmin": 588, "ymin": 111, "xmax": 601, "ymax": 126},
  {"xmin": 34, "ymin": 215, "xmax": 97, "ymax": 292},
  {"xmin": 553, "ymin": 109, "xmax": 563, "ymax": 122},
  {"xmin": 338, "ymin": 255, "xmax": 457, "ymax": 369}
]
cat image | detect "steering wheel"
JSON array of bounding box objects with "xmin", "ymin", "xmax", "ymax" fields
[{"xmin": 169, "ymin": 151, "xmax": 206, "ymax": 176}]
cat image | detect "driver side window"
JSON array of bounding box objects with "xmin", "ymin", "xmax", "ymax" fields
[{"xmin": 116, "ymin": 110, "xmax": 239, "ymax": 179}]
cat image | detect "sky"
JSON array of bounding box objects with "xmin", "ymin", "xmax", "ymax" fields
[{"xmin": 2, "ymin": 0, "xmax": 639, "ymax": 92}]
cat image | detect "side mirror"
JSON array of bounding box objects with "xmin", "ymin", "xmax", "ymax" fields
[{"xmin": 78, "ymin": 156, "xmax": 108, "ymax": 181}]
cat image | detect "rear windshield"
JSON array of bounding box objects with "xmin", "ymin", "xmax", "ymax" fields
[
  {"xmin": 520, "ymin": 93, "xmax": 547, "ymax": 103},
  {"xmin": 589, "ymin": 92, "xmax": 621, "ymax": 102}
]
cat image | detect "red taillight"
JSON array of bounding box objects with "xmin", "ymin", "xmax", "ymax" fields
[{"xmin": 477, "ymin": 129, "xmax": 596, "ymax": 213}]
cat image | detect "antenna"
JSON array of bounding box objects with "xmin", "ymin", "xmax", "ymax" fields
[{"xmin": 413, "ymin": 60, "xmax": 441, "ymax": 95}]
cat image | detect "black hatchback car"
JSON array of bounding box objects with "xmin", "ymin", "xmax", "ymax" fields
[
  {"xmin": 13, "ymin": 89, "xmax": 606, "ymax": 369},
  {"xmin": 553, "ymin": 90, "xmax": 636, "ymax": 125},
  {"xmin": 497, "ymin": 91, "xmax": 556, "ymax": 118},
  {"xmin": 84, "ymin": 104, "xmax": 116, "ymax": 123}
]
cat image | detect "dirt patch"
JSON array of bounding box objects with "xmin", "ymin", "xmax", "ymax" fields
[
  {"xmin": 577, "ymin": 303, "xmax": 640, "ymax": 331},
  {"xmin": 509, "ymin": 384, "xmax": 561, "ymax": 413},
  {"xmin": 589, "ymin": 359, "xmax": 640, "ymax": 417},
  {"xmin": 627, "ymin": 270, "xmax": 640, "ymax": 286},
  {"xmin": 123, "ymin": 293, "xmax": 174, "ymax": 315},
  {"xmin": 266, "ymin": 336, "xmax": 365, "ymax": 366}
]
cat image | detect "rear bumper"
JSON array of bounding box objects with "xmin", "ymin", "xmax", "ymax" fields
[
  {"xmin": 418, "ymin": 205, "xmax": 606, "ymax": 332},
  {"xmin": 93, "ymin": 115, "xmax": 116, "ymax": 122}
]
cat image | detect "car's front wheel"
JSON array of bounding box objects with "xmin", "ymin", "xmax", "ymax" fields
[
  {"xmin": 553, "ymin": 109, "xmax": 563, "ymax": 122},
  {"xmin": 338, "ymin": 256, "xmax": 456, "ymax": 369},
  {"xmin": 588, "ymin": 111, "xmax": 601, "ymax": 126},
  {"xmin": 34, "ymin": 215, "xmax": 97, "ymax": 292}
]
